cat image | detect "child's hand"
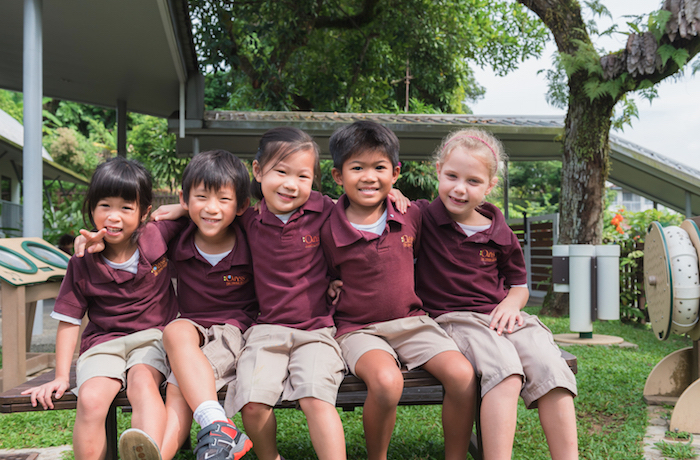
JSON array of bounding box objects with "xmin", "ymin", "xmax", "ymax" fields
[
  {"xmin": 489, "ymin": 302, "xmax": 524, "ymax": 336},
  {"xmin": 253, "ymin": 201, "xmax": 262, "ymax": 214},
  {"xmin": 388, "ymin": 188, "xmax": 411, "ymax": 214},
  {"xmin": 21, "ymin": 379, "xmax": 70, "ymax": 410},
  {"xmin": 74, "ymin": 229, "xmax": 107, "ymax": 257},
  {"xmin": 327, "ymin": 280, "xmax": 343, "ymax": 305},
  {"xmin": 151, "ymin": 203, "xmax": 187, "ymax": 221}
]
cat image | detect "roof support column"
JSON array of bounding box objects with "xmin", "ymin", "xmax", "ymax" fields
[
  {"xmin": 503, "ymin": 161, "xmax": 509, "ymax": 220},
  {"xmin": 22, "ymin": 0, "xmax": 43, "ymax": 238},
  {"xmin": 117, "ymin": 99, "xmax": 127, "ymax": 157},
  {"xmin": 686, "ymin": 191, "xmax": 692, "ymax": 217},
  {"xmin": 179, "ymin": 82, "xmax": 185, "ymax": 138}
]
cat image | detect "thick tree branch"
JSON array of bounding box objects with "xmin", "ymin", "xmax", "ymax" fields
[
  {"xmin": 516, "ymin": 0, "xmax": 589, "ymax": 55},
  {"xmin": 316, "ymin": 0, "xmax": 380, "ymax": 29},
  {"xmin": 600, "ymin": 0, "xmax": 700, "ymax": 84}
]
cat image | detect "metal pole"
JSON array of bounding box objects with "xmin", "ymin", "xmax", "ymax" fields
[
  {"xmin": 22, "ymin": 0, "xmax": 43, "ymax": 238},
  {"xmin": 503, "ymin": 161, "xmax": 509, "ymax": 220},
  {"xmin": 117, "ymin": 99, "xmax": 127, "ymax": 157}
]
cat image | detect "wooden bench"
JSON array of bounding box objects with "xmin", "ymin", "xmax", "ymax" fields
[{"xmin": 1, "ymin": 351, "xmax": 577, "ymax": 460}]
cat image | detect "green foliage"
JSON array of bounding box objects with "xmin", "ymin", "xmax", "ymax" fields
[
  {"xmin": 148, "ymin": 134, "xmax": 188, "ymax": 192},
  {"xmin": 43, "ymin": 183, "xmax": 86, "ymax": 245},
  {"xmin": 611, "ymin": 93, "xmax": 640, "ymax": 130},
  {"xmin": 602, "ymin": 206, "xmax": 683, "ymax": 323},
  {"xmin": 189, "ymin": 0, "xmax": 548, "ymax": 113},
  {"xmin": 540, "ymin": 55, "xmax": 569, "ymax": 110},
  {"xmin": 395, "ymin": 161, "xmax": 439, "ymax": 201},
  {"xmin": 319, "ymin": 160, "xmax": 345, "ymax": 199},
  {"xmin": 658, "ymin": 44, "xmax": 691, "ymax": 69},
  {"xmin": 45, "ymin": 128, "xmax": 101, "ymax": 177},
  {"xmin": 654, "ymin": 438, "xmax": 697, "ymax": 459},
  {"xmin": 667, "ymin": 431, "xmax": 693, "ymax": 441},
  {"xmin": 0, "ymin": 89, "xmax": 23, "ymax": 121},
  {"xmin": 648, "ymin": 9, "xmax": 673, "ymax": 42},
  {"xmin": 506, "ymin": 161, "xmax": 561, "ymax": 218}
]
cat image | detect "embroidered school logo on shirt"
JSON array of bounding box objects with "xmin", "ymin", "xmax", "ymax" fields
[
  {"xmin": 480, "ymin": 249, "xmax": 497, "ymax": 264},
  {"xmin": 223, "ymin": 274, "xmax": 249, "ymax": 286},
  {"xmin": 302, "ymin": 234, "xmax": 320, "ymax": 248},
  {"xmin": 150, "ymin": 257, "xmax": 168, "ymax": 277},
  {"xmin": 401, "ymin": 235, "xmax": 415, "ymax": 249}
]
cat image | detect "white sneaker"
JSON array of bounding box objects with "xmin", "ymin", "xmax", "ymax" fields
[{"xmin": 118, "ymin": 428, "xmax": 162, "ymax": 460}]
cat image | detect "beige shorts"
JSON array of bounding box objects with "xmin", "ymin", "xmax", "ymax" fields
[
  {"xmin": 337, "ymin": 315, "xmax": 460, "ymax": 376},
  {"xmin": 225, "ymin": 325, "xmax": 346, "ymax": 416},
  {"xmin": 75, "ymin": 328, "xmax": 168, "ymax": 393},
  {"xmin": 166, "ymin": 319, "xmax": 243, "ymax": 391},
  {"xmin": 436, "ymin": 311, "xmax": 577, "ymax": 408}
]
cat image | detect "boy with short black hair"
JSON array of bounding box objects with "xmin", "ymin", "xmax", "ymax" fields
[
  {"xmin": 321, "ymin": 121, "xmax": 477, "ymax": 460},
  {"xmin": 159, "ymin": 150, "xmax": 256, "ymax": 460}
]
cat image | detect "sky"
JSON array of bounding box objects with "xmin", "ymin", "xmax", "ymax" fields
[{"xmin": 470, "ymin": 0, "xmax": 699, "ymax": 170}]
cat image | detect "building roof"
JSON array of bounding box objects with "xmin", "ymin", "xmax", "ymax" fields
[
  {"xmin": 170, "ymin": 110, "xmax": 700, "ymax": 215},
  {"xmin": 0, "ymin": 0, "xmax": 198, "ymax": 118},
  {"xmin": 0, "ymin": 109, "xmax": 88, "ymax": 185}
]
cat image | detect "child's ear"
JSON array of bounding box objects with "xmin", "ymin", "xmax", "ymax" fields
[
  {"xmin": 237, "ymin": 198, "xmax": 250, "ymax": 216},
  {"xmin": 252, "ymin": 160, "xmax": 263, "ymax": 183},
  {"xmin": 435, "ymin": 161, "xmax": 441, "ymax": 175},
  {"xmin": 331, "ymin": 168, "xmax": 344, "ymax": 186},
  {"xmin": 178, "ymin": 190, "xmax": 189, "ymax": 210},
  {"xmin": 391, "ymin": 165, "xmax": 400, "ymax": 184},
  {"xmin": 486, "ymin": 177, "xmax": 498, "ymax": 195},
  {"xmin": 141, "ymin": 205, "xmax": 152, "ymax": 223}
]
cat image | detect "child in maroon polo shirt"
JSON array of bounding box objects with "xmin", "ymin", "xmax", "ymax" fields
[
  {"xmin": 230, "ymin": 127, "xmax": 347, "ymax": 460},
  {"xmin": 415, "ymin": 128, "xmax": 578, "ymax": 460},
  {"xmin": 322, "ymin": 121, "xmax": 477, "ymax": 460},
  {"xmin": 157, "ymin": 151, "xmax": 254, "ymax": 460},
  {"xmin": 23, "ymin": 158, "xmax": 180, "ymax": 460}
]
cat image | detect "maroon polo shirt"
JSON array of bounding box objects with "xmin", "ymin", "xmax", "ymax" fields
[
  {"xmin": 415, "ymin": 200, "xmax": 527, "ymax": 317},
  {"xmin": 239, "ymin": 191, "xmax": 335, "ymax": 330},
  {"xmin": 54, "ymin": 221, "xmax": 181, "ymax": 354},
  {"xmin": 168, "ymin": 219, "xmax": 258, "ymax": 330},
  {"xmin": 321, "ymin": 195, "xmax": 424, "ymax": 337}
]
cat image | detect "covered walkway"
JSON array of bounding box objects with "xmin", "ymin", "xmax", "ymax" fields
[{"xmin": 169, "ymin": 111, "xmax": 700, "ymax": 217}]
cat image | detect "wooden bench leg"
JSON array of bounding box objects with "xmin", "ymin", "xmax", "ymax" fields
[
  {"xmin": 105, "ymin": 404, "xmax": 118, "ymax": 460},
  {"xmin": 468, "ymin": 382, "xmax": 483, "ymax": 460}
]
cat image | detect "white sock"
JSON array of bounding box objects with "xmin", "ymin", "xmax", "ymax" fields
[{"xmin": 193, "ymin": 400, "xmax": 228, "ymax": 428}]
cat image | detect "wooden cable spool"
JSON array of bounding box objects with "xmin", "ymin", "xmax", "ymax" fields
[{"xmin": 643, "ymin": 219, "xmax": 700, "ymax": 433}]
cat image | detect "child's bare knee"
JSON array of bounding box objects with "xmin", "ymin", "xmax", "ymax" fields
[
  {"xmin": 241, "ymin": 402, "xmax": 271, "ymax": 420},
  {"xmin": 77, "ymin": 387, "xmax": 112, "ymax": 418},
  {"xmin": 163, "ymin": 320, "xmax": 198, "ymax": 350}
]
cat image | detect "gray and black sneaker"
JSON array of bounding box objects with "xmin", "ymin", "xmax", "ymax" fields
[{"xmin": 194, "ymin": 419, "xmax": 253, "ymax": 460}]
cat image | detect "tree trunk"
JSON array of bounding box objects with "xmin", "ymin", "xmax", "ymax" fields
[{"xmin": 543, "ymin": 76, "xmax": 615, "ymax": 316}]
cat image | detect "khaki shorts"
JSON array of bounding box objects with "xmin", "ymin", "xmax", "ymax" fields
[
  {"xmin": 75, "ymin": 328, "xmax": 168, "ymax": 393},
  {"xmin": 436, "ymin": 311, "xmax": 577, "ymax": 408},
  {"xmin": 337, "ymin": 315, "xmax": 460, "ymax": 376},
  {"xmin": 225, "ymin": 325, "xmax": 346, "ymax": 416},
  {"xmin": 166, "ymin": 319, "xmax": 243, "ymax": 391}
]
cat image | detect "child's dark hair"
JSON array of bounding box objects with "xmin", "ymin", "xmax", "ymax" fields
[
  {"xmin": 181, "ymin": 150, "xmax": 250, "ymax": 211},
  {"xmin": 251, "ymin": 127, "xmax": 321, "ymax": 201},
  {"xmin": 328, "ymin": 120, "xmax": 400, "ymax": 170},
  {"xmin": 82, "ymin": 157, "xmax": 153, "ymax": 229}
]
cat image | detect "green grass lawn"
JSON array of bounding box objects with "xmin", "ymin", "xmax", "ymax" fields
[{"xmin": 0, "ymin": 307, "xmax": 693, "ymax": 459}]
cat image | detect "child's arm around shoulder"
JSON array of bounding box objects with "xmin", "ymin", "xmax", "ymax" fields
[
  {"xmin": 150, "ymin": 203, "xmax": 188, "ymax": 222},
  {"xmin": 489, "ymin": 286, "xmax": 529, "ymax": 336},
  {"xmin": 388, "ymin": 188, "xmax": 410, "ymax": 214},
  {"xmin": 21, "ymin": 321, "xmax": 81, "ymax": 409}
]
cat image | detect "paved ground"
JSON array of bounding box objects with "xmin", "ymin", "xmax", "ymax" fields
[{"xmin": 3, "ymin": 299, "xmax": 700, "ymax": 459}]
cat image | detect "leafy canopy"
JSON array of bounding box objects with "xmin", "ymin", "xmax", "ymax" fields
[{"xmin": 190, "ymin": 0, "xmax": 549, "ymax": 113}]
